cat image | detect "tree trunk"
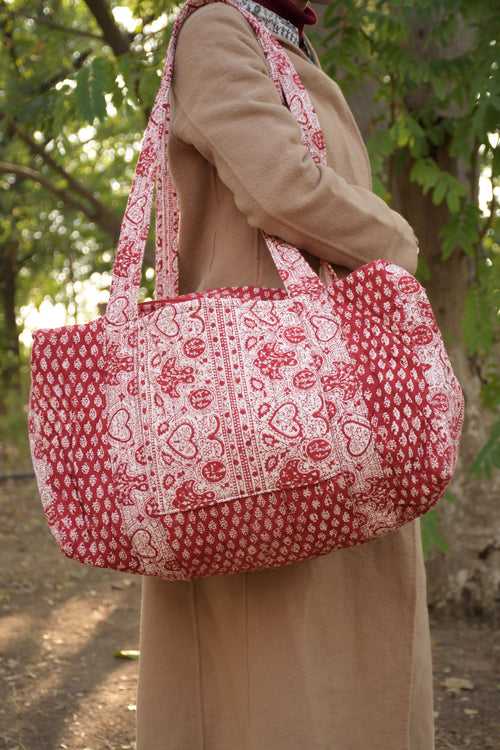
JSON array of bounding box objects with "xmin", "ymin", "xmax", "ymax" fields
[{"xmin": 1, "ymin": 240, "xmax": 20, "ymax": 397}]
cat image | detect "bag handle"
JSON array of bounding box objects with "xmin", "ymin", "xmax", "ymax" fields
[{"xmin": 105, "ymin": 0, "xmax": 335, "ymax": 339}]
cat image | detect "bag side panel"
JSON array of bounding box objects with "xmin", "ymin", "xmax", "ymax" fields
[
  {"xmin": 28, "ymin": 324, "xmax": 92, "ymax": 563},
  {"xmin": 70, "ymin": 319, "xmax": 146, "ymax": 575},
  {"xmin": 28, "ymin": 318, "xmax": 151, "ymax": 577}
]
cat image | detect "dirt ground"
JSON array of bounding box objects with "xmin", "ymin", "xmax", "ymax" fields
[{"xmin": 1, "ymin": 480, "xmax": 499, "ymax": 750}]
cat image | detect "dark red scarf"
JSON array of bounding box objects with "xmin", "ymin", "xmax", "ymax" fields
[{"xmin": 256, "ymin": 0, "xmax": 317, "ymax": 40}]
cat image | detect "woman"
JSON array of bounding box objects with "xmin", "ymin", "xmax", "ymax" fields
[{"xmin": 136, "ymin": 1, "xmax": 434, "ymax": 748}]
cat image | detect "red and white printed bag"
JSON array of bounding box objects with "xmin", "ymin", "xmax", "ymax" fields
[{"xmin": 28, "ymin": 0, "xmax": 465, "ymax": 582}]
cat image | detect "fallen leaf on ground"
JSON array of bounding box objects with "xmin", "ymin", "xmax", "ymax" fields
[
  {"xmin": 442, "ymin": 676, "xmax": 475, "ymax": 693},
  {"xmin": 114, "ymin": 649, "xmax": 140, "ymax": 660}
]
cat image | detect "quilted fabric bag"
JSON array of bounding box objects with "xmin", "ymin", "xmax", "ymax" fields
[{"xmin": 28, "ymin": 0, "xmax": 465, "ymax": 582}]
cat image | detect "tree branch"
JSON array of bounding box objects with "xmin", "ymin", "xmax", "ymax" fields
[
  {"xmin": 0, "ymin": 162, "xmax": 156, "ymax": 265},
  {"xmin": 24, "ymin": 5, "xmax": 157, "ymax": 98},
  {"xmin": 38, "ymin": 49, "xmax": 92, "ymax": 95},
  {"xmin": 0, "ymin": 162, "xmax": 121, "ymax": 240},
  {"xmin": 82, "ymin": 0, "xmax": 130, "ymax": 56},
  {"xmin": 11, "ymin": 120, "xmax": 110, "ymax": 215},
  {"xmin": 0, "ymin": 0, "xmax": 22, "ymax": 77},
  {"xmin": 16, "ymin": 13, "xmax": 105, "ymax": 42}
]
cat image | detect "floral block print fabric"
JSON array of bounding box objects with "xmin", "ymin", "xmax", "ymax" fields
[{"xmin": 28, "ymin": 0, "xmax": 465, "ymax": 582}]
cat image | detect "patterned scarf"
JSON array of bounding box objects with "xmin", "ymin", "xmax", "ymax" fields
[{"xmin": 255, "ymin": 0, "xmax": 317, "ymax": 39}]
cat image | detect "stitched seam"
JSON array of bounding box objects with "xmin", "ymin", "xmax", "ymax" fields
[
  {"xmin": 142, "ymin": 327, "xmax": 162, "ymax": 501},
  {"xmin": 208, "ymin": 228, "xmax": 217, "ymax": 273},
  {"xmin": 192, "ymin": 580, "xmax": 205, "ymax": 750},
  {"xmin": 245, "ymin": 573, "xmax": 250, "ymax": 748},
  {"xmin": 404, "ymin": 521, "xmax": 418, "ymax": 749}
]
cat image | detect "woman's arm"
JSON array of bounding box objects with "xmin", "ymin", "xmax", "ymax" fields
[{"xmin": 170, "ymin": 3, "xmax": 419, "ymax": 274}]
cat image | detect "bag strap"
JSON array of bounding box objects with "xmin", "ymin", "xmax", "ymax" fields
[{"xmin": 105, "ymin": 0, "xmax": 335, "ymax": 340}]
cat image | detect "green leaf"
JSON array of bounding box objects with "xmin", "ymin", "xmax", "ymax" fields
[
  {"xmin": 89, "ymin": 58, "xmax": 113, "ymax": 123},
  {"xmin": 444, "ymin": 490, "xmax": 458, "ymax": 504},
  {"xmin": 74, "ymin": 58, "xmax": 118, "ymax": 123},
  {"xmin": 432, "ymin": 75, "xmax": 449, "ymax": 101},
  {"xmin": 432, "ymin": 178, "xmax": 448, "ymax": 205},
  {"xmin": 492, "ymin": 148, "xmax": 500, "ymax": 179},
  {"xmin": 92, "ymin": 57, "xmax": 116, "ymax": 92},
  {"xmin": 410, "ymin": 158, "xmax": 440, "ymax": 194},
  {"xmin": 445, "ymin": 187, "xmax": 462, "ymax": 214},
  {"xmin": 421, "ymin": 507, "xmax": 449, "ymax": 559},
  {"xmin": 469, "ymin": 420, "xmax": 500, "ymax": 479},
  {"xmin": 481, "ymin": 373, "xmax": 500, "ymax": 410},
  {"xmin": 440, "ymin": 204, "xmax": 480, "ymax": 259},
  {"xmin": 75, "ymin": 67, "xmax": 93, "ymax": 123},
  {"xmin": 462, "ymin": 284, "xmax": 494, "ymax": 355},
  {"xmin": 483, "ymin": 102, "xmax": 500, "ymax": 133}
]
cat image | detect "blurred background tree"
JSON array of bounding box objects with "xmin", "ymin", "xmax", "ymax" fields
[
  {"xmin": 309, "ymin": 0, "xmax": 500, "ymax": 615},
  {"xmin": 0, "ymin": 0, "xmax": 498, "ymax": 615}
]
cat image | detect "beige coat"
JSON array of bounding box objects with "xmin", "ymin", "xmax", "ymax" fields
[{"xmin": 136, "ymin": 3, "xmax": 434, "ymax": 749}]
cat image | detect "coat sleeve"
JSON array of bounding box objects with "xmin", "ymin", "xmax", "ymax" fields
[{"xmin": 170, "ymin": 3, "xmax": 420, "ymax": 274}]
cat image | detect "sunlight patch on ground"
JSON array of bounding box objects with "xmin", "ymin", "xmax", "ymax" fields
[{"xmin": 0, "ymin": 614, "xmax": 32, "ymax": 653}]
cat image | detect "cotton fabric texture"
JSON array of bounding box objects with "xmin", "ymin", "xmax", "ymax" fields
[{"xmin": 136, "ymin": 3, "xmax": 434, "ymax": 749}]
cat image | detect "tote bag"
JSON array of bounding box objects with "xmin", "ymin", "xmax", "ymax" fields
[{"xmin": 28, "ymin": 0, "xmax": 465, "ymax": 581}]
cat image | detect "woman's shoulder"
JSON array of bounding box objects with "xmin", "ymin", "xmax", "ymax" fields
[
  {"xmin": 177, "ymin": 1, "xmax": 262, "ymax": 42},
  {"xmin": 173, "ymin": 1, "xmax": 269, "ymax": 91}
]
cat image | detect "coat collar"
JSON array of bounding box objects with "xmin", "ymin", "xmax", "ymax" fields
[{"xmin": 230, "ymin": 0, "xmax": 321, "ymax": 67}]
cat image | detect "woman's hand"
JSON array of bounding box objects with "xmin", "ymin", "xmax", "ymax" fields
[
  {"xmin": 302, "ymin": 250, "xmax": 353, "ymax": 280},
  {"xmin": 330, "ymin": 264, "xmax": 352, "ymax": 279}
]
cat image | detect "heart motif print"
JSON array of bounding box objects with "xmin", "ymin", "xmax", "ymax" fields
[
  {"xmin": 341, "ymin": 417, "xmax": 373, "ymax": 457},
  {"xmin": 268, "ymin": 402, "xmax": 303, "ymax": 439},
  {"xmin": 109, "ymin": 408, "xmax": 133, "ymax": 443}
]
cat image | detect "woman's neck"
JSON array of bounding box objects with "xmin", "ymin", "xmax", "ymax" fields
[{"xmin": 255, "ymin": 0, "xmax": 317, "ymax": 40}]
